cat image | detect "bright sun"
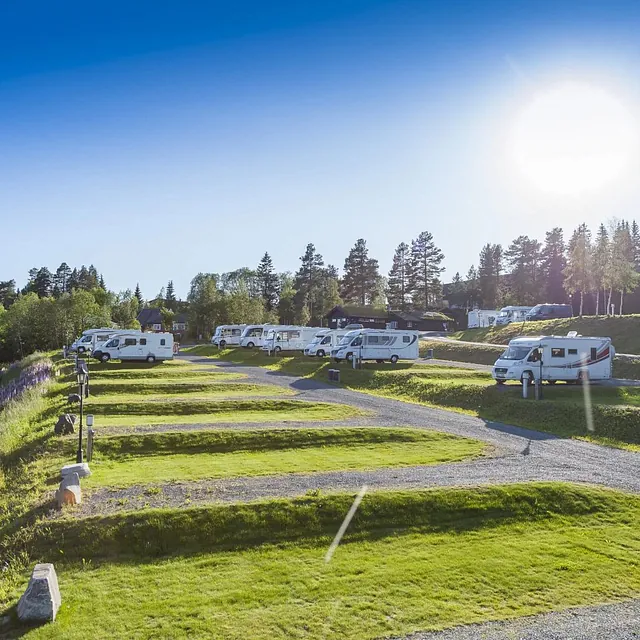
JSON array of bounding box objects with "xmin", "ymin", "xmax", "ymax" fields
[{"xmin": 510, "ymin": 82, "xmax": 637, "ymax": 196}]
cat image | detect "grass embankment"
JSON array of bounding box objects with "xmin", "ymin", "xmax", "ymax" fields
[
  {"xmin": 454, "ymin": 314, "xmax": 640, "ymax": 354},
  {"xmin": 185, "ymin": 347, "xmax": 640, "ymax": 448},
  {"xmin": 88, "ymin": 381, "xmax": 293, "ymax": 398},
  {"xmin": 4, "ymin": 484, "xmax": 640, "ymax": 639},
  {"xmin": 54, "ymin": 427, "xmax": 484, "ymax": 487}
]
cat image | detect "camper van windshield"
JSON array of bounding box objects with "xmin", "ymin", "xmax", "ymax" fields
[
  {"xmin": 501, "ymin": 346, "xmax": 532, "ymax": 360},
  {"xmin": 338, "ymin": 334, "xmax": 355, "ymax": 346},
  {"xmin": 105, "ymin": 338, "xmax": 119, "ymax": 348},
  {"xmin": 498, "ymin": 311, "xmax": 510, "ymax": 318},
  {"xmin": 81, "ymin": 335, "xmax": 93, "ymax": 342}
]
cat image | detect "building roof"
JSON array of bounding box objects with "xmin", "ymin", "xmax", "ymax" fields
[
  {"xmin": 390, "ymin": 309, "xmax": 453, "ymax": 322},
  {"xmin": 325, "ymin": 305, "xmax": 388, "ymax": 319},
  {"xmin": 137, "ymin": 308, "xmax": 189, "ymax": 326}
]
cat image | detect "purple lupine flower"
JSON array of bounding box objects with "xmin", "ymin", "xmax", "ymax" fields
[{"xmin": 0, "ymin": 360, "xmax": 54, "ymax": 410}]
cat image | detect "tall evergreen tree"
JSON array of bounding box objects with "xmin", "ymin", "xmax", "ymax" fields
[
  {"xmin": 27, "ymin": 267, "xmax": 53, "ymax": 298},
  {"xmin": 134, "ymin": 283, "xmax": 144, "ymax": 307},
  {"xmin": 166, "ymin": 280, "xmax": 177, "ymax": 310},
  {"xmin": 477, "ymin": 244, "xmax": 503, "ymax": 308},
  {"xmin": 340, "ymin": 238, "xmax": 380, "ymax": 306},
  {"xmin": 256, "ymin": 252, "xmax": 280, "ymax": 312},
  {"xmin": 293, "ymin": 243, "xmax": 325, "ymax": 323},
  {"xmin": 563, "ymin": 224, "xmax": 592, "ymax": 316},
  {"xmin": 408, "ymin": 231, "xmax": 445, "ymax": 309},
  {"xmin": 592, "ymin": 224, "xmax": 609, "ymax": 315},
  {"xmin": 98, "ymin": 274, "xmax": 106, "ymax": 290},
  {"xmin": 464, "ymin": 266, "xmax": 480, "ymax": 309},
  {"xmin": 609, "ymin": 222, "xmax": 640, "ymax": 314},
  {"xmin": 387, "ymin": 242, "xmax": 411, "ymax": 310},
  {"xmin": 68, "ymin": 268, "xmax": 80, "ymax": 291},
  {"xmin": 53, "ymin": 263, "xmax": 72, "ymax": 297},
  {"xmin": 631, "ymin": 220, "xmax": 640, "ymax": 271},
  {"xmin": 505, "ymin": 236, "xmax": 542, "ymax": 305},
  {"xmin": 0, "ymin": 280, "xmax": 17, "ymax": 308},
  {"xmin": 540, "ymin": 228, "xmax": 566, "ymax": 304}
]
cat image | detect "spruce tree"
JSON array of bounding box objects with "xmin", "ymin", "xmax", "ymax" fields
[
  {"xmin": 477, "ymin": 244, "xmax": 503, "ymax": 308},
  {"xmin": 387, "ymin": 242, "xmax": 411, "ymax": 310},
  {"xmin": 53, "ymin": 263, "xmax": 72, "ymax": 296},
  {"xmin": 166, "ymin": 280, "xmax": 177, "ymax": 310},
  {"xmin": 563, "ymin": 224, "xmax": 592, "ymax": 316},
  {"xmin": 134, "ymin": 283, "xmax": 144, "ymax": 307},
  {"xmin": 505, "ymin": 236, "xmax": 542, "ymax": 305},
  {"xmin": 592, "ymin": 224, "xmax": 609, "ymax": 315},
  {"xmin": 256, "ymin": 252, "xmax": 280, "ymax": 311},
  {"xmin": 408, "ymin": 231, "xmax": 444, "ymax": 309},
  {"xmin": 293, "ymin": 244, "xmax": 325, "ymax": 322},
  {"xmin": 540, "ymin": 228, "xmax": 566, "ymax": 304},
  {"xmin": 340, "ymin": 239, "xmax": 380, "ymax": 306}
]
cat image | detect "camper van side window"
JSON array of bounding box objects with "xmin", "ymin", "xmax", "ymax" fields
[
  {"xmin": 140, "ymin": 338, "xmax": 147, "ymax": 346},
  {"xmin": 551, "ymin": 348, "xmax": 565, "ymax": 358},
  {"xmin": 124, "ymin": 338, "xmax": 137, "ymax": 346},
  {"xmin": 568, "ymin": 348, "xmax": 577, "ymax": 355},
  {"xmin": 591, "ymin": 347, "xmax": 597, "ymax": 360},
  {"xmin": 367, "ymin": 336, "xmax": 379, "ymax": 345},
  {"xmin": 160, "ymin": 339, "xmax": 166, "ymax": 346},
  {"xmin": 403, "ymin": 336, "xmax": 410, "ymax": 343}
]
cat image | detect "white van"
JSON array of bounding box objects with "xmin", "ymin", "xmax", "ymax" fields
[
  {"xmin": 492, "ymin": 333, "xmax": 614, "ymax": 384},
  {"xmin": 211, "ymin": 325, "xmax": 247, "ymax": 348},
  {"xmin": 494, "ymin": 306, "xmax": 533, "ymax": 327},
  {"xmin": 262, "ymin": 326, "xmax": 321, "ymax": 353},
  {"xmin": 467, "ymin": 310, "xmax": 497, "ymax": 328},
  {"xmin": 239, "ymin": 324, "xmax": 275, "ymax": 349},
  {"xmin": 71, "ymin": 328, "xmax": 118, "ymax": 354},
  {"xmin": 304, "ymin": 329, "xmax": 349, "ymax": 358},
  {"xmin": 331, "ymin": 329, "xmax": 420, "ymax": 364},
  {"xmin": 93, "ymin": 332, "xmax": 174, "ymax": 363}
]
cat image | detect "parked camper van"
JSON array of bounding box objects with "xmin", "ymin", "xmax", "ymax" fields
[
  {"xmin": 211, "ymin": 325, "xmax": 247, "ymax": 348},
  {"xmin": 494, "ymin": 306, "xmax": 533, "ymax": 326},
  {"xmin": 239, "ymin": 324, "xmax": 275, "ymax": 349},
  {"xmin": 492, "ymin": 332, "xmax": 614, "ymax": 384},
  {"xmin": 467, "ymin": 310, "xmax": 497, "ymax": 329},
  {"xmin": 304, "ymin": 329, "xmax": 349, "ymax": 357},
  {"xmin": 93, "ymin": 332, "xmax": 174, "ymax": 363},
  {"xmin": 262, "ymin": 326, "xmax": 321, "ymax": 353},
  {"xmin": 331, "ymin": 329, "xmax": 420, "ymax": 364},
  {"xmin": 71, "ymin": 328, "xmax": 119, "ymax": 353},
  {"xmin": 525, "ymin": 304, "xmax": 573, "ymax": 322}
]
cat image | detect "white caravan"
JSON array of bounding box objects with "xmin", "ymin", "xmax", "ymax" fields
[
  {"xmin": 331, "ymin": 329, "xmax": 420, "ymax": 364},
  {"xmin": 304, "ymin": 329, "xmax": 350, "ymax": 358},
  {"xmin": 71, "ymin": 328, "xmax": 119, "ymax": 353},
  {"xmin": 211, "ymin": 325, "xmax": 247, "ymax": 347},
  {"xmin": 467, "ymin": 309, "xmax": 497, "ymax": 328},
  {"xmin": 491, "ymin": 332, "xmax": 614, "ymax": 384},
  {"xmin": 93, "ymin": 332, "xmax": 174, "ymax": 363},
  {"xmin": 262, "ymin": 326, "xmax": 321, "ymax": 353},
  {"xmin": 239, "ymin": 324, "xmax": 276, "ymax": 349},
  {"xmin": 494, "ymin": 306, "xmax": 533, "ymax": 327}
]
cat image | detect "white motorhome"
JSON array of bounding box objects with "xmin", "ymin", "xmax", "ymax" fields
[
  {"xmin": 71, "ymin": 328, "xmax": 119, "ymax": 353},
  {"xmin": 239, "ymin": 324, "xmax": 276, "ymax": 349},
  {"xmin": 262, "ymin": 326, "xmax": 321, "ymax": 353},
  {"xmin": 93, "ymin": 332, "xmax": 174, "ymax": 363},
  {"xmin": 492, "ymin": 333, "xmax": 614, "ymax": 384},
  {"xmin": 331, "ymin": 329, "xmax": 420, "ymax": 364},
  {"xmin": 211, "ymin": 325, "xmax": 247, "ymax": 347},
  {"xmin": 467, "ymin": 309, "xmax": 497, "ymax": 328},
  {"xmin": 494, "ymin": 306, "xmax": 533, "ymax": 327},
  {"xmin": 304, "ymin": 329, "xmax": 349, "ymax": 357}
]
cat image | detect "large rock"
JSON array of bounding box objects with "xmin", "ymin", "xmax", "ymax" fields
[
  {"xmin": 55, "ymin": 472, "xmax": 82, "ymax": 508},
  {"xmin": 16, "ymin": 564, "xmax": 61, "ymax": 623},
  {"xmin": 54, "ymin": 414, "xmax": 76, "ymax": 435},
  {"xmin": 61, "ymin": 462, "xmax": 91, "ymax": 479}
]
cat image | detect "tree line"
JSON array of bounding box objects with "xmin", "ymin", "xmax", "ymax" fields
[{"xmin": 447, "ymin": 220, "xmax": 640, "ymax": 316}]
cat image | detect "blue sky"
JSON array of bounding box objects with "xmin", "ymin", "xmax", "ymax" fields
[{"xmin": 2, "ymin": 0, "xmax": 640, "ymax": 298}]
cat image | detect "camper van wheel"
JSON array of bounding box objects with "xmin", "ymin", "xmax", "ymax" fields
[
  {"xmin": 274, "ymin": 346, "xmax": 282, "ymax": 354},
  {"xmin": 390, "ymin": 355, "xmax": 399, "ymax": 364},
  {"xmin": 146, "ymin": 355, "xmax": 156, "ymax": 363},
  {"xmin": 317, "ymin": 349, "xmax": 325, "ymax": 358},
  {"xmin": 247, "ymin": 342, "xmax": 255, "ymax": 349},
  {"xmin": 547, "ymin": 380, "xmax": 557, "ymax": 385},
  {"xmin": 520, "ymin": 371, "xmax": 534, "ymax": 385},
  {"xmin": 496, "ymin": 379, "xmax": 505, "ymax": 385},
  {"xmin": 346, "ymin": 352, "xmax": 354, "ymax": 362},
  {"xmin": 100, "ymin": 353, "xmax": 110, "ymax": 363},
  {"xmin": 78, "ymin": 347, "xmax": 86, "ymax": 354},
  {"xmin": 219, "ymin": 340, "xmax": 226, "ymax": 348}
]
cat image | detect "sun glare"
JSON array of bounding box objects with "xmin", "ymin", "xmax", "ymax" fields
[{"xmin": 510, "ymin": 82, "xmax": 637, "ymax": 196}]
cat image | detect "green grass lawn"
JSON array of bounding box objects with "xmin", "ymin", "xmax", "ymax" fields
[
  {"xmin": 87, "ymin": 381, "xmax": 293, "ymax": 399},
  {"xmin": 79, "ymin": 427, "xmax": 485, "ymax": 487},
  {"xmin": 5, "ymin": 484, "xmax": 640, "ymax": 639}
]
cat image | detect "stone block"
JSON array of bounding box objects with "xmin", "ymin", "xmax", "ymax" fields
[
  {"xmin": 17, "ymin": 563, "xmax": 61, "ymax": 623},
  {"xmin": 54, "ymin": 414, "xmax": 76, "ymax": 435},
  {"xmin": 61, "ymin": 463, "xmax": 91, "ymax": 479},
  {"xmin": 56, "ymin": 485, "xmax": 81, "ymax": 507}
]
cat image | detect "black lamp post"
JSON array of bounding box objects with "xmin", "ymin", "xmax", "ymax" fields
[{"xmin": 76, "ymin": 362, "xmax": 89, "ymax": 463}]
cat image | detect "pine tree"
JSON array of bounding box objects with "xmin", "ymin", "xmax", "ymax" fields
[
  {"xmin": 134, "ymin": 283, "xmax": 144, "ymax": 307},
  {"xmin": 464, "ymin": 266, "xmax": 480, "ymax": 309},
  {"xmin": 293, "ymin": 244, "xmax": 325, "ymax": 323},
  {"xmin": 387, "ymin": 242, "xmax": 411, "ymax": 310},
  {"xmin": 408, "ymin": 231, "xmax": 444, "ymax": 309},
  {"xmin": 99, "ymin": 274, "xmax": 106, "ymax": 290},
  {"xmin": 68, "ymin": 268, "xmax": 80, "ymax": 291},
  {"xmin": 563, "ymin": 224, "xmax": 592, "ymax": 316},
  {"xmin": 505, "ymin": 236, "xmax": 542, "ymax": 305},
  {"xmin": 592, "ymin": 224, "xmax": 609, "ymax": 315},
  {"xmin": 609, "ymin": 222, "xmax": 640, "ymax": 314},
  {"xmin": 166, "ymin": 280, "xmax": 177, "ymax": 310},
  {"xmin": 27, "ymin": 267, "xmax": 53, "ymax": 297},
  {"xmin": 631, "ymin": 220, "xmax": 640, "ymax": 271},
  {"xmin": 256, "ymin": 252, "xmax": 280, "ymax": 311},
  {"xmin": 0, "ymin": 280, "xmax": 17, "ymax": 308},
  {"xmin": 477, "ymin": 244, "xmax": 503, "ymax": 308},
  {"xmin": 53, "ymin": 263, "xmax": 72, "ymax": 297},
  {"xmin": 340, "ymin": 239, "xmax": 380, "ymax": 306},
  {"xmin": 540, "ymin": 228, "xmax": 566, "ymax": 304}
]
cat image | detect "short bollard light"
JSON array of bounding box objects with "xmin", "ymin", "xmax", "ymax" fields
[
  {"xmin": 86, "ymin": 416, "xmax": 95, "ymax": 462},
  {"xmin": 75, "ymin": 362, "xmax": 89, "ymax": 463}
]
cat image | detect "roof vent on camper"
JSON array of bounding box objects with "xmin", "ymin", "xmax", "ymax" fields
[{"xmin": 567, "ymin": 331, "xmax": 579, "ymax": 338}]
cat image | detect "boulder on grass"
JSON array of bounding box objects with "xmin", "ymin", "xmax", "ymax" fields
[
  {"xmin": 55, "ymin": 472, "xmax": 82, "ymax": 508},
  {"xmin": 17, "ymin": 563, "xmax": 61, "ymax": 623},
  {"xmin": 61, "ymin": 463, "xmax": 91, "ymax": 479},
  {"xmin": 54, "ymin": 414, "xmax": 76, "ymax": 435}
]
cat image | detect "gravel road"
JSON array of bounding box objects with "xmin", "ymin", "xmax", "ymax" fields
[{"xmin": 393, "ymin": 599, "xmax": 640, "ymax": 639}]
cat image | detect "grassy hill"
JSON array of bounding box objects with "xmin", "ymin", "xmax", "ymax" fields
[{"xmin": 454, "ymin": 315, "xmax": 640, "ymax": 355}]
